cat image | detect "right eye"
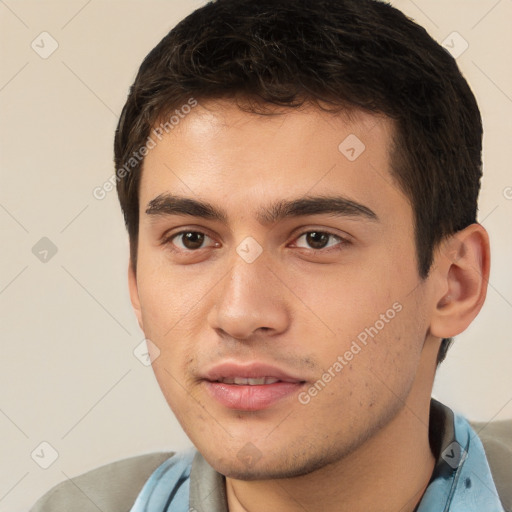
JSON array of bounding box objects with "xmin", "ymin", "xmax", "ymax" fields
[{"xmin": 163, "ymin": 230, "xmax": 220, "ymax": 252}]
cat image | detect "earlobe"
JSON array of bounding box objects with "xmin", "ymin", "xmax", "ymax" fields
[
  {"xmin": 430, "ymin": 224, "xmax": 490, "ymax": 339},
  {"xmin": 128, "ymin": 260, "xmax": 144, "ymax": 332}
]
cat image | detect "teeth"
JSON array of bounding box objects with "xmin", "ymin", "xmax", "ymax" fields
[{"xmin": 219, "ymin": 377, "xmax": 280, "ymax": 385}]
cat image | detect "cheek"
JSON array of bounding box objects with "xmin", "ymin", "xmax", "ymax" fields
[
  {"xmin": 290, "ymin": 266, "xmax": 403, "ymax": 348},
  {"xmin": 361, "ymin": 299, "xmax": 428, "ymax": 398},
  {"xmin": 304, "ymin": 288, "xmax": 426, "ymax": 410},
  {"xmin": 136, "ymin": 258, "xmax": 205, "ymax": 337},
  {"xmin": 136, "ymin": 287, "xmax": 197, "ymax": 397},
  {"xmin": 301, "ymin": 320, "xmax": 423, "ymax": 430}
]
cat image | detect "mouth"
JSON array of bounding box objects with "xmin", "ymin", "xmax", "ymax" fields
[
  {"xmin": 214, "ymin": 377, "xmax": 294, "ymax": 385},
  {"xmin": 201, "ymin": 362, "xmax": 306, "ymax": 411}
]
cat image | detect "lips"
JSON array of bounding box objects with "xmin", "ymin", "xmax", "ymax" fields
[
  {"xmin": 202, "ymin": 362, "xmax": 304, "ymax": 383},
  {"xmin": 201, "ymin": 362, "xmax": 306, "ymax": 411},
  {"xmin": 217, "ymin": 377, "xmax": 281, "ymax": 385}
]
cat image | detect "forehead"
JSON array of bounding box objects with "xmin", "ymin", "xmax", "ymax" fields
[{"xmin": 139, "ymin": 99, "xmax": 409, "ymax": 225}]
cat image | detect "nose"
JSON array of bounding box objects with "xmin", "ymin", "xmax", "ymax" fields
[{"xmin": 207, "ymin": 251, "xmax": 291, "ymax": 341}]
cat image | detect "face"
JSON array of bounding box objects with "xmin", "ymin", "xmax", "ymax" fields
[{"xmin": 130, "ymin": 100, "xmax": 439, "ymax": 479}]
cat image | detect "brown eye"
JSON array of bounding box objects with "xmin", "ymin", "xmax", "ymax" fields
[
  {"xmin": 295, "ymin": 231, "xmax": 344, "ymax": 251},
  {"xmin": 181, "ymin": 232, "xmax": 205, "ymax": 249},
  {"xmin": 167, "ymin": 231, "xmax": 215, "ymax": 251},
  {"xmin": 305, "ymin": 232, "xmax": 330, "ymax": 249}
]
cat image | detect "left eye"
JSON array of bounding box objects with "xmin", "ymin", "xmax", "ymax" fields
[{"xmin": 294, "ymin": 231, "xmax": 344, "ymax": 250}]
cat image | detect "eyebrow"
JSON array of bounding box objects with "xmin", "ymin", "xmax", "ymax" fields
[{"xmin": 145, "ymin": 193, "xmax": 378, "ymax": 225}]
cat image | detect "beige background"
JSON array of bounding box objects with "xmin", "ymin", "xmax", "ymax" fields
[{"xmin": 0, "ymin": 0, "xmax": 511, "ymax": 510}]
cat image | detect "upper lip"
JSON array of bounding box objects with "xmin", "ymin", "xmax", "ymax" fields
[{"xmin": 201, "ymin": 361, "xmax": 305, "ymax": 383}]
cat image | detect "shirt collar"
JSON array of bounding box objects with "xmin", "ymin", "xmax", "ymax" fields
[{"xmin": 416, "ymin": 399, "xmax": 504, "ymax": 511}]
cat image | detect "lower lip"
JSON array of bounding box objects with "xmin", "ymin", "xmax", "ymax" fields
[{"xmin": 204, "ymin": 381, "xmax": 304, "ymax": 411}]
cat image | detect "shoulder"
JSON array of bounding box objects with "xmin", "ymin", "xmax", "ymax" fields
[
  {"xmin": 29, "ymin": 452, "xmax": 174, "ymax": 512},
  {"xmin": 469, "ymin": 419, "xmax": 512, "ymax": 512}
]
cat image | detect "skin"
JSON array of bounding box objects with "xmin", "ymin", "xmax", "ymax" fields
[{"xmin": 128, "ymin": 99, "xmax": 490, "ymax": 511}]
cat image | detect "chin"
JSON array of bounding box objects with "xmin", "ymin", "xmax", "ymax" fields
[
  {"xmin": 214, "ymin": 462, "xmax": 321, "ymax": 481},
  {"xmin": 203, "ymin": 444, "xmax": 344, "ymax": 481}
]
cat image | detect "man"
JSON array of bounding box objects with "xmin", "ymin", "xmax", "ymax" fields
[{"xmin": 30, "ymin": 0, "xmax": 510, "ymax": 510}]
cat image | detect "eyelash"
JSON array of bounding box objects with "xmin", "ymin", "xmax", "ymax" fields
[{"xmin": 161, "ymin": 229, "xmax": 350, "ymax": 254}]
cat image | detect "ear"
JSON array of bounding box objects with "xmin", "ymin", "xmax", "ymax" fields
[
  {"xmin": 430, "ymin": 224, "xmax": 490, "ymax": 339},
  {"xmin": 128, "ymin": 260, "xmax": 144, "ymax": 332}
]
